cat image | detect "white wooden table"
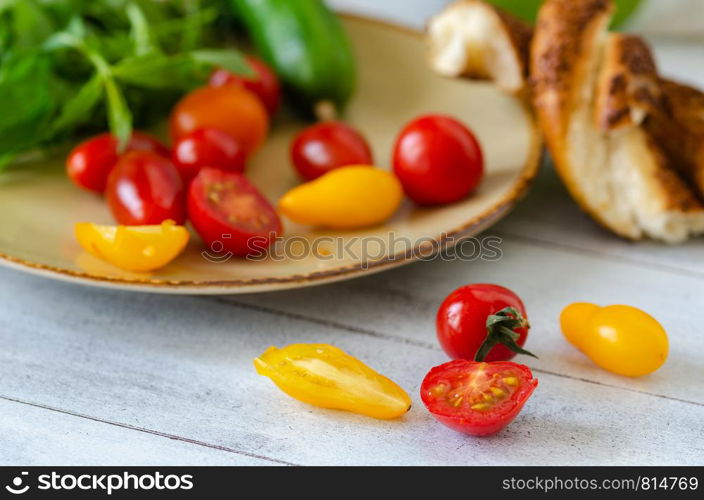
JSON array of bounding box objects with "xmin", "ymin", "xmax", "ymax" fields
[{"xmin": 1, "ymin": 2, "xmax": 703, "ymax": 467}]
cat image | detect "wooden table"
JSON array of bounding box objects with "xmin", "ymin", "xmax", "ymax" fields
[{"xmin": 1, "ymin": 2, "xmax": 703, "ymax": 467}]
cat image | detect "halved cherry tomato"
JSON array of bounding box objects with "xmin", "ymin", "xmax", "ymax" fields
[
  {"xmin": 421, "ymin": 360, "xmax": 537, "ymax": 436},
  {"xmin": 187, "ymin": 167, "xmax": 281, "ymax": 257},
  {"xmin": 66, "ymin": 132, "xmax": 169, "ymax": 193},
  {"xmin": 437, "ymin": 284, "xmax": 530, "ymax": 362},
  {"xmin": 169, "ymin": 85, "xmax": 269, "ymax": 155},
  {"xmin": 75, "ymin": 220, "xmax": 189, "ymax": 272},
  {"xmin": 210, "ymin": 55, "xmax": 281, "ymax": 116},
  {"xmin": 255, "ymin": 344, "xmax": 411, "ymax": 419},
  {"xmin": 106, "ymin": 151, "xmax": 186, "ymax": 226},
  {"xmin": 561, "ymin": 303, "xmax": 669, "ymax": 377},
  {"xmin": 172, "ymin": 128, "xmax": 247, "ymax": 183},
  {"xmin": 291, "ymin": 121, "xmax": 373, "ymax": 180},
  {"xmin": 393, "ymin": 115, "xmax": 484, "ymax": 205}
]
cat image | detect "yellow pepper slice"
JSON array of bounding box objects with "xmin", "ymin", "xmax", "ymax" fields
[
  {"xmin": 560, "ymin": 303, "xmax": 669, "ymax": 377},
  {"xmin": 75, "ymin": 220, "xmax": 189, "ymax": 272},
  {"xmin": 279, "ymin": 166, "xmax": 403, "ymax": 229},
  {"xmin": 254, "ymin": 344, "xmax": 411, "ymax": 419}
]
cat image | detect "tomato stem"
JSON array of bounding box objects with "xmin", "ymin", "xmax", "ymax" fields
[
  {"xmin": 475, "ymin": 307, "xmax": 538, "ymax": 362},
  {"xmin": 314, "ymin": 100, "xmax": 338, "ymax": 122}
]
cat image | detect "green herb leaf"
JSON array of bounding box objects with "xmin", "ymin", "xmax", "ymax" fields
[
  {"xmin": 46, "ymin": 73, "xmax": 104, "ymax": 136},
  {"xmin": 126, "ymin": 2, "xmax": 156, "ymax": 56},
  {"xmin": 190, "ymin": 49, "xmax": 253, "ymax": 77},
  {"xmin": 103, "ymin": 75, "xmax": 133, "ymax": 151},
  {"xmin": 0, "ymin": 0, "xmax": 248, "ymax": 161},
  {"xmin": 10, "ymin": 0, "xmax": 55, "ymax": 49},
  {"xmin": 112, "ymin": 52, "xmax": 201, "ymax": 89}
]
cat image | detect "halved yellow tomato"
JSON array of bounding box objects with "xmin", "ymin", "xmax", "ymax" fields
[
  {"xmin": 254, "ymin": 344, "xmax": 411, "ymax": 419},
  {"xmin": 75, "ymin": 220, "xmax": 189, "ymax": 272}
]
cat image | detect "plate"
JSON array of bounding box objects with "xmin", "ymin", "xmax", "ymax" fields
[{"xmin": 0, "ymin": 15, "xmax": 541, "ymax": 294}]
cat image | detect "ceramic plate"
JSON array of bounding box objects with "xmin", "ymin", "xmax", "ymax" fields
[{"xmin": 0, "ymin": 15, "xmax": 542, "ymax": 294}]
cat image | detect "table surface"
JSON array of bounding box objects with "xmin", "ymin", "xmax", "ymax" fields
[{"xmin": 2, "ymin": 2, "xmax": 703, "ymax": 467}]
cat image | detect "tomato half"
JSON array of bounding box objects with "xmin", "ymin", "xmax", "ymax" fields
[
  {"xmin": 437, "ymin": 284, "xmax": 529, "ymax": 362},
  {"xmin": 106, "ymin": 151, "xmax": 186, "ymax": 226},
  {"xmin": 393, "ymin": 115, "xmax": 484, "ymax": 205},
  {"xmin": 255, "ymin": 344, "xmax": 411, "ymax": 420},
  {"xmin": 172, "ymin": 128, "xmax": 247, "ymax": 183},
  {"xmin": 421, "ymin": 360, "xmax": 537, "ymax": 436},
  {"xmin": 291, "ymin": 121, "xmax": 374, "ymax": 181},
  {"xmin": 75, "ymin": 220, "xmax": 189, "ymax": 273},
  {"xmin": 66, "ymin": 132, "xmax": 169, "ymax": 193},
  {"xmin": 210, "ymin": 55, "xmax": 281, "ymax": 116},
  {"xmin": 169, "ymin": 85, "xmax": 269, "ymax": 155},
  {"xmin": 187, "ymin": 167, "xmax": 281, "ymax": 257}
]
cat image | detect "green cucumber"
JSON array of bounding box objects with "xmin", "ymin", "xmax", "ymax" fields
[{"xmin": 231, "ymin": 0, "xmax": 356, "ymax": 117}]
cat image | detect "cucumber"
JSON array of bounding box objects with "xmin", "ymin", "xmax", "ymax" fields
[{"xmin": 231, "ymin": 0, "xmax": 356, "ymax": 117}]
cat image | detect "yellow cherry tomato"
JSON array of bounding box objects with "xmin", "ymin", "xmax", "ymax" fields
[
  {"xmin": 560, "ymin": 303, "xmax": 669, "ymax": 377},
  {"xmin": 278, "ymin": 166, "xmax": 403, "ymax": 229},
  {"xmin": 75, "ymin": 220, "xmax": 190, "ymax": 272},
  {"xmin": 254, "ymin": 343, "xmax": 411, "ymax": 419}
]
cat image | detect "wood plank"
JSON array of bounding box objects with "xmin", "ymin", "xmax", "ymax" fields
[
  {"xmin": 0, "ymin": 398, "xmax": 276, "ymax": 466},
  {"xmin": 228, "ymin": 235, "xmax": 704, "ymax": 405},
  {"xmin": 0, "ymin": 269, "xmax": 701, "ymax": 465}
]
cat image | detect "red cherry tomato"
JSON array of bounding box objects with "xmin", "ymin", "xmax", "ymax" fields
[
  {"xmin": 210, "ymin": 56, "xmax": 281, "ymax": 116},
  {"xmin": 291, "ymin": 121, "xmax": 374, "ymax": 181},
  {"xmin": 172, "ymin": 128, "xmax": 247, "ymax": 183},
  {"xmin": 169, "ymin": 85, "xmax": 269, "ymax": 155},
  {"xmin": 106, "ymin": 151, "xmax": 186, "ymax": 226},
  {"xmin": 421, "ymin": 360, "xmax": 537, "ymax": 436},
  {"xmin": 393, "ymin": 115, "xmax": 484, "ymax": 205},
  {"xmin": 437, "ymin": 284, "xmax": 529, "ymax": 362},
  {"xmin": 66, "ymin": 132, "xmax": 169, "ymax": 193},
  {"xmin": 187, "ymin": 167, "xmax": 281, "ymax": 257}
]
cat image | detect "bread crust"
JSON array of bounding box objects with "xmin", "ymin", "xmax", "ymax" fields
[
  {"xmin": 595, "ymin": 34, "xmax": 663, "ymax": 130},
  {"xmin": 531, "ymin": 0, "xmax": 617, "ymax": 232},
  {"xmin": 647, "ymin": 79, "xmax": 704, "ymax": 198},
  {"xmin": 531, "ymin": 0, "xmax": 613, "ymax": 139}
]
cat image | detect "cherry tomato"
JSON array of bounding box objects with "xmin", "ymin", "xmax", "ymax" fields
[
  {"xmin": 393, "ymin": 115, "xmax": 484, "ymax": 205},
  {"xmin": 210, "ymin": 55, "xmax": 281, "ymax": 116},
  {"xmin": 421, "ymin": 360, "xmax": 537, "ymax": 436},
  {"xmin": 561, "ymin": 303, "xmax": 669, "ymax": 377},
  {"xmin": 169, "ymin": 85, "xmax": 269, "ymax": 155},
  {"xmin": 291, "ymin": 121, "xmax": 374, "ymax": 181},
  {"xmin": 187, "ymin": 167, "xmax": 281, "ymax": 257},
  {"xmin": 66, "ymin": 132, "xmax": 169, "ymax": 193},
  {"xmin": 437, "ymin": 284, "xmax": 529, "ymax": 362},
  {"xmin": 106, "ymin": 151, "xmax": 186, "ymax": 226},
  {"xmin": 172, "ymin": 128, "xmax": 247, "ymax": 183}
]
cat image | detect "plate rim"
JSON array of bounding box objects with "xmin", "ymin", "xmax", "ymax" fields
[{"xmin": 0, "ymin": 13, "xmax": 543, "ymax": 294}]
